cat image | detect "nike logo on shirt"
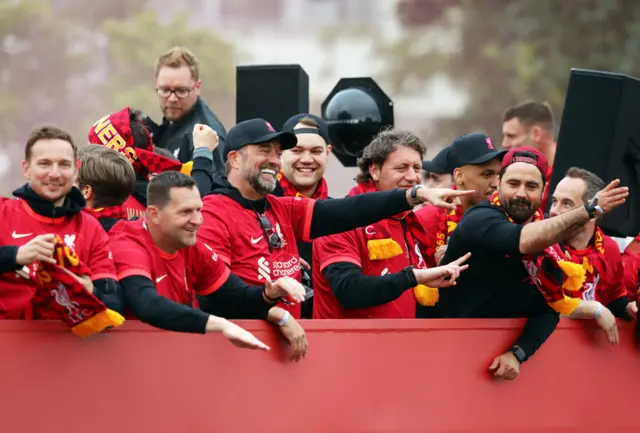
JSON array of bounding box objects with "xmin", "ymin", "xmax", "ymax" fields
[
  {"xmin": 156, "ymin": 275, "xmax": 168, "ymax": 283},
  {"xmin": 251, "ymin": 236, "xmax": 264, "ymax": 244},
  {"xmin": 11, "ymin": 231, "xmax": 32, "ymax": 239}
]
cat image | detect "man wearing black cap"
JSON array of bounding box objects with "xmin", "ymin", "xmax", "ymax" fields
[
  {"xmin": 421, "ymin": 147, "xmax": 453, "ymax": 190},
  {"xmin": 197, "ymin": 118, "xmax": 473, "ymax": 358},
  {"xmin": 416, "ymin": 133, "xmax": 505, "ymax": 272},
  {"xmin": 275, "ymin": 113, "xmax": 332, "ymax": 318}
]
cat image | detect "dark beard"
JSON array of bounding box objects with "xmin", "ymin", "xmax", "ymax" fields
[{"xmin": 504, "ymin": 198, "xmax": 536, "ymax": 223}]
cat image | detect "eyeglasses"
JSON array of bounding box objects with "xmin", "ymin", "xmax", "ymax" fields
[
  {"xmin": 156, "ymin": 87, "xmax": 194, "ymax": 98},
  {"xmin": 258, "ymin": 214, "xmax": 283, "ymax": 250}
]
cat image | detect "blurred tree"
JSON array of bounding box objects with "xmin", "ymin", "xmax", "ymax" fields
[
  {"xmin": 0, "ymin": 0, "xmax": 91, "ymax": 143},
  {"xmin": 97, "ymin": 11, "xmax": 236, "ymax": 127},
  {"xmin": 380, "ymin": 0, "xmax": 640, "ymax": 143}
]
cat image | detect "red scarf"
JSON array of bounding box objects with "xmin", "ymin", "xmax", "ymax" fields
[
  {"xmin": 88, "ymin": 106, "xmax": 193, "ymax": 180},
  {"xmin": 28, "ymin": 235, "xmax": 125, "ymax": 337},
  {"xmin": 348, "ymin": 181, "xmax": 439, "ymax": 306},
  {"xmin": 490, "ymin": 192, "xmax": 586, "ymax": 315},
  {"xmin": 563, "ymin": 227, "xmax": 606, "ymax": 300},
  {"xmin": 277, "ymin": 170, "xmax": 329, "ymax": 199},
  {"xmin": 83, "ymin": 204, "xmax": 129, "ymax": 221}
]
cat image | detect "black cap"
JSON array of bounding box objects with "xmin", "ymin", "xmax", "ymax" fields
[
  {"xmin": 224, "ymin": 118, "xmax": 297, "ymax": 161},
  {"xmin": 422, "ymin": 147, "xmax": 450, "ymax": 174},
  {"xmin": 447, "ymin": 133, "xmax": 507, "ymax": 172},
  {"xmin": 282, "ymin": 113, "xmax": 330, "ymax": 144}
]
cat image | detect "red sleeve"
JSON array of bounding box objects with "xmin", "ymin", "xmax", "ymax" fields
[
  {"xmin": 190, "ymin": 243, "xmax": 231, "ymax": 295},
  {"xmin": 199, "ymin": 201, "xmax": 232, "ymax": 265},
  {"xmin": 413, "ymin": 205, "xmax": 443, "ymax": 267},
  {"xmin": 281, "ymin": 196, "xmax": 315, "ymax": 243},
  {"xmin": 596, "ymin": 237, "xmax": 627, "ymax": 305},
  {"xmin": 84, "ymin": 218, "xmax": 117, "ymax": 281},
  {"xmin": 108, "ymin": 232, "xmax": 154, "ymax": 281},
  {"xmin": 315, "ymin": 230, "xmax": 362, "ymax": 272}
]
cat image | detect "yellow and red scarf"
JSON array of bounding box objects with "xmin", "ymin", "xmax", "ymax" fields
[
  {"xmin": 490, "ymin": 192, "xmax": 586, "ymax": 315},
  {"xmin": 277, "ymin": 170, "xmax": 329, "ymax": 199},
  {"xmin": 349, "ymin": 181, "xmax": 439, "ymax": 306},
  {"xmin": 83, "ymin": 204, "xmax": 130, "ymax": 221},
  {"xmin": 28, "ymin": 235, "xmax": 124, "ymax": 337}
]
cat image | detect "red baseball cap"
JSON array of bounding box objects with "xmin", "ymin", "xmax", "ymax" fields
[{"xmin": 500, "ymin": 147, "xmax": 549, "ymax": 178}]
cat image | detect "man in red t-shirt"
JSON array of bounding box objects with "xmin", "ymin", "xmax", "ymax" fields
[
  {"xmin": 312, "ymin": 129, "xmax": 471, "ymax": 319},
  {"xmin": 549, "ymin": 167, "xmax": 636, "ymax": 320},
  {"xmin": 109, "ymin": 171, "xmax": 306, "ymax": 353},
  {"xmin": 0, "ymin": 126, "xmax": 121, "ymax": 318}
]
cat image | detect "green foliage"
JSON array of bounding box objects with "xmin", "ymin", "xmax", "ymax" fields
[
  {"xmin": 383, "ymin": 0, "xmax": 640, "ymax": 142},
  {"xmin": 99, "ymin": 11, "xmax": 236, "ymax": 121},
  {"xmin": 0, "ymin": 0, "xmax": 90, "ymax": 143}
]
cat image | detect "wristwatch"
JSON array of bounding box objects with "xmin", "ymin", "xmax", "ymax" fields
[
  {"xmin": 584, "ymin": 197, "xmax": 604, "ymax": 219},
  {"xmin": 508, "ymin": 345, "xmax": 527, "ymax": 363},
  {"xmin": 409, "ymin": 184, "xmax": 424, "ymax": 205}
]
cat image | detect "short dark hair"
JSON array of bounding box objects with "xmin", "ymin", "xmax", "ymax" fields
[
  {"xmin": 503, "ymin": 101, "xmax": 555, "ymax": 133},
  {"xmin": 25, "ymin": 126, "xmax": 76, "ymax": 161},
  {"xmin": 356, "ymin": 129, "xmax": 426, "ymax": 184},
  {"xmin": 77, "ymin": 145, "xmax": 136, "ymax": 208},
  {"xmin": 147, "ymin": 171, "xmax": 197, "ymax": 209},
  {"xmin": 565, "ymin": 167, "xmax": 605, "ymax": 204},
  {"xmin": 129, "ymin": 108, "xmax": 152, "ymax": 149},
  {"xmin": 153, "ymin": 146, "xmax": 178, "ymax": 161}
]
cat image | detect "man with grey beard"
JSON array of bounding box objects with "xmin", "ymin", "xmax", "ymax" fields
[{"xmin": 197, "ymin": 118, "xmax": 473, "ymax": 360}]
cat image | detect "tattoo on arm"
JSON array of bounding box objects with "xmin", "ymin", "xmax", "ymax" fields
[{"xmin": 520, "ymin": 206, "xmax": 590, "ymax": 254}]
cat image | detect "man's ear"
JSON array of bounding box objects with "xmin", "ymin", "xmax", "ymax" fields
[
  {"xmin": 369, "ymin": 163, "xmax": 381, "ymax": 182},
  {"xmin": 80, "ymin": 185, "xmax": 92, "ymax": 201},
  {"xmin": 147, "ymin": 206, "xmax": 161, "ymax": 225},
  {"xmin": 326, "ymin": 145, "xmax": 332, "ymax": 156},
  {"xmin": 453, "ymin": 167, "xmax": 464, "ymax": 186}
]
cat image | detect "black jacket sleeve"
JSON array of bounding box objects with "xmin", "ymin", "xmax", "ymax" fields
[
  {"xmin": 92, "ymin": 278, "xmax": 124, "ymax": 313},
  {"xmin": 0, "ymin": 246, "xmax": 20, "ymax": 274},
  {"xmin": 513, "ymin": 300, "xmax": 560, "ymax": 361},
  {"xmin": 191, "ymin": 151, "xmax": 214, "ymax": 197},
  {"xmin": 324, "ymin": 262, "xmax": 415, "ymax": 310},
  {"xmin": 606, "ymin": 295, "xmax": 632, "ymax": 320},
  {"xmin": 120, "ymin": 275, "xmax": 210, "ymax": 333},
  {"xmin": 197, "ymin": 273, "xmax": 273, "ymax": 320},
  {"xmin": 310, "ymin": 189, "xmax": 412, "ymax": 239},
  {"xmin": 455, "ymin": 206, "xmax": 523, "ymax": 255}
]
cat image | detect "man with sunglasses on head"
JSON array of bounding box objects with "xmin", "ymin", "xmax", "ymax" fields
[
  {"xmin": 197, "ymin": 118, "xmax": 472, "ymax": 356},
  {"xmin": 144, "ymin": 47, "xmax": 227, "ymax": 173}
]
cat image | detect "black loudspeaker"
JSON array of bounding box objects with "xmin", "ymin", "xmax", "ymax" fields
[
  {"xmin": 549, "ymin": 68, "xmax": 640, "ymax": 237},
  {"xmin": 236, "ymin": 64, "xmax": 309, "ymax": 129},
  {"xmin": 321, "ymin": 77, "xmax": 394, "ymax": 167}
]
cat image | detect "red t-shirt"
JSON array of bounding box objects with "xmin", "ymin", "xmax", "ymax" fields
[
  {"xmin": 108, "ymin": 219, "xmax": 230, "ymax": 306},
  {"xmin": 198, "ymin": 194, "xmax": 315, "ymax": 319},
  {"xmin": 621, "ymin": 235, "xmax": 640, "ymax": 298},
  {"xmin": 564, "ymin": 233, "xmax": 627, "ymax": 305},
  {"xmin": 123, "ymin": 196, "xmax": 145, "ymax": 219},
  {"xmin": 312, "ymin": 219, "xmax": 425, "ymax": 319},
  {"xmin": 0, "ymin": 198, "xmax": 116, "ymax": 319}
]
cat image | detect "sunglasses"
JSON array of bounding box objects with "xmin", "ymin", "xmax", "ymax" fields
[{"xmin": 258, "ymin": 214, "xmax": 283, "ymax": 250}]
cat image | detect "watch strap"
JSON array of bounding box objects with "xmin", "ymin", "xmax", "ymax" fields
[{"xmin": 508, "ymin": 345, "xmax": 527, "ymax": 363}]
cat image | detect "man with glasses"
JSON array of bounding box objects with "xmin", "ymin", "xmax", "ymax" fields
[
  {"xmin": 197, "ymin": 118, "xmax": 471, "ymax": 357},
  {"xmin": 146, "ymin": 46, "xmax": 227, "ymax": 174}
]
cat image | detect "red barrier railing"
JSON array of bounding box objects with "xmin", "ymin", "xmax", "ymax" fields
[{"xmin": 0, "ymin": 319, "xmax": 637, "ymax": 433}]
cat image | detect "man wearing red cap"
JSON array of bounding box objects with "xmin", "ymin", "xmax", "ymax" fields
[{"xmin": 437, "ymin": 146, "xmax": 628, "ymax": 379}]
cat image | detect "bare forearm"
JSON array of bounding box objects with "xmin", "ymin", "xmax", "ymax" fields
[
  {"xmin": 520, "ymin": 206, "xmax": 590, "ymax": 254},
  {"xmin": 567, "ymin": 300, "xmax": 599, "ymax": 319},
  {"xmin": 266, "ymin": 306, "xmax": 287, "ymax": 324}
]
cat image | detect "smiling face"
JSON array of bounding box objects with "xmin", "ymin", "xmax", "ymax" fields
[
  {"xmin": 369, "ymin": 145, "xmax": 422, "ymax": 191},
  {"xmin": 281, "ymin": 127, "xmax": 331, "ymax": 191},
  {"xmin": 23, "ymin": 138, "xmax": 77, "ymax": 206},
  {"xmin": 148, "ymin": 185, "xmax": 203, "ymax": 249},
  {"xmin": 498, "ymin": 162, "xmax": 544, "ymax": 223},
  {"xmin": 235, "ymin": 141, "xmax": 283, "ymax": 196}
]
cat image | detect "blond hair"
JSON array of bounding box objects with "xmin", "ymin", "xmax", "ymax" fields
[{"xmin": 155, "ymin": 46, "xmax": 200, "ymax": 81}]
